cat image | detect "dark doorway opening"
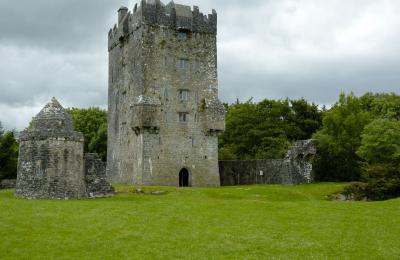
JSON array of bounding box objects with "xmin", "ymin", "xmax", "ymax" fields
[{"xmin": 179, "ymin": 168, "xmax": 190, "ymax": 187}]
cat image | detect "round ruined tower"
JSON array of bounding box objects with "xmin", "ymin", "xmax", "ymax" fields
[{"xmin": 16, "ymin": 97, "xmax": 87, "ymax": 199}]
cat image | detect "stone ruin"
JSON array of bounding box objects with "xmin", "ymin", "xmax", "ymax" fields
[
  {"xmin": 219, "ymin": 140, "xmax": 317, "ymax": 186},
  {"xmin": 0, "ymin": 179, "xmax": 16, "ymax": 189},
  {"xmin": 12, "ymin": 1, "xmax": 318, "ymax": 193},
  {"xmin": 16, "ymin": 98, "xmax": 114, "ymax": 200}
]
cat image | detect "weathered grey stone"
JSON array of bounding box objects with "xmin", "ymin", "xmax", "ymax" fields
[
  {"xmin": 16, "ymin": 98, "xmax": 114, "ymax": 200},
  {"xmin": 0, "ymin": 179, "xmax": 16, "ymax": 189},
  {"xmin": 16, "ymin": 98, "xmax": 87, "ymax": 199},
  {"xmin": 219, "ymin": 140, "xmax": 317, "ymax": 186},
  {"xmin": 285, "ymin": 139, "xmax": 316, "ymax": 183},
  {"xmin": 107, "ymin": 1, "xmax": 224, "ymax": 187},
  {"xmin": 85, "ymin": 154, "xmax": 115, "ymax": 198}
]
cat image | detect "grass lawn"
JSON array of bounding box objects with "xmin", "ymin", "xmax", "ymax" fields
[{"xmin": 0, "ymin": 183, "xmax": 399, "ymax": 259}]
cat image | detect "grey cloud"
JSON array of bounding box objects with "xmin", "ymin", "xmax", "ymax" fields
[
  {"xmin": 1, "ymin": 0, "xmax": 400, "ymax": 130},
  {"xmin": 0, "ymin": 0, "xmax": 122, "ymax": 51},
  {"xmin": 219, "ymin": 57, "xmax": 400, "ymax": 105}
]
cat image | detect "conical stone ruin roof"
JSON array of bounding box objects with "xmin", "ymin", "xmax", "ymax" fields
[
  {"xmin": 20, "ymin": 97, "xmax": 83, "ymax": 141},
  {"xmin": 31, "ymin": 97, "xmax": 74, "ymax": 131}
]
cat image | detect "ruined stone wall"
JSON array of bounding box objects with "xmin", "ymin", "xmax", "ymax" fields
[
  {"xmin": 16, "ymin": 98, "xmax": 114, "ymax": 200},
  {"xmin": 84, "ymin": 154, "xmax": 114, "ymax": 198},
  {"xmin": 16, "ymin": 137, "xmax": 86, "ymax": 199},
  {"xmin": 107, "ymin": 1, "xmax": 225, "ymax": 186},
  {"xmin": 0, "ymin": 179, "xmax": 16, "ymax": 189},
  {"xmin": 219, "ymin": 140, "xmax": 317, "ymax": 186},
  {"xmin": 219, "ymin": 160, "xmax": 292, "ymax": 186}
]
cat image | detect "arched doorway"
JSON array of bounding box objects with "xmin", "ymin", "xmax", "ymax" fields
[{"xmin": 179, "ymin": 168, "xmax": 190, "ymax": 187}]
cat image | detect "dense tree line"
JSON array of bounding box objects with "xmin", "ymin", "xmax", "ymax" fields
[
  {"xmin": 219, "ymin": 98, "xmax": 322, "ymax": 160},
  {"xmin": 0, "ymin": 122, "xmax": 18, "ymax": 180},
  {"xmin": 314, "ymin": 93, "xmax": 400, "ymax": 200}
]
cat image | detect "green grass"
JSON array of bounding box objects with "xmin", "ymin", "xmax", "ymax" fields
[{"xmin": 0, "ymin": 183, "xmax": 399, "ymax": 259}]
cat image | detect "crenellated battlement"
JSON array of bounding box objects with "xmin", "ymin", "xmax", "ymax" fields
[{"xmin": 108, "ymin": 0, "xmax": 217, "ymax": 51}]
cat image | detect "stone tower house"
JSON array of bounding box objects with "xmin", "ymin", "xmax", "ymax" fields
[{"xmin": 107, "ymin": 0, "xmax": 225, "ymax": 186}]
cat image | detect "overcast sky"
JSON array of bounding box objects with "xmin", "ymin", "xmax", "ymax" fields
[{"xmin": 1, "ymin": 0, "xmax": 399, "ymax": 130}]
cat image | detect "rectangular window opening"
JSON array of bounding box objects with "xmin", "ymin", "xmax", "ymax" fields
[
  {"xmin": 178, "ymin": 32, "xmax": 188, "ymax": 40},
  {"xmin": 179, "ymin": 89, "xmax": 189, "ymax": 101},
  {"xmin": 178, "ymin": 59, "xmax": 189, "ymax": 69}
]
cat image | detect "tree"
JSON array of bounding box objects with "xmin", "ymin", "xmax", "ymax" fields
[
  {"xmin": 218, "ymin": 98, "xmax": 322, "ymax": 160},
  {"xmin": 360, "ymin": 92, "xmax": 400, "ymax": 120},
  {"xmin": 0, "ymin": 131, "xmax": 19, "ymax": 180},
  {"xmin": 351, "ymin": 119, "xmax": 400, "ymax": 200},
  {"xmin": 88, "ymin": 122, "xmax": 107, "ymax": 161},
  {"xmin": 289, "ymin": 99, "xmax": 322, "ymax": 140},
  {"xmin": 357, "ymin": 119, "xmax": 400, "ymax": 164},
  {"xmin": 66, "ymin": 108, "xmax": 108, "ymax": 161},
  {"xmin": 313, "ymin": 93, "xmax": 373, "ymax": 181}
]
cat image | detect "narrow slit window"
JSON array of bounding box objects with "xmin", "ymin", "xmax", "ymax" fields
[{"xmin": 179, "ymin": 112, "xmax": 188, "ymax": 123}]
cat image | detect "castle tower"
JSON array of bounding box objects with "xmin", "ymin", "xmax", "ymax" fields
[
  {"xmin": 107, "ymin": 0, "xmax": 225, "ymax": 186},
  {"xmin": 16, "ymin": 98, "xmax": 87, "ymax": 199}
]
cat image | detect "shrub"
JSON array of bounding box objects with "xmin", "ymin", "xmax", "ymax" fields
[
  {"xmin": 343, "ymin": 163, "xmax": 400, "ymax": 201},
  {"xmin": 343, "ymin": 182, "xmax": 368, "ymax": 201},
  {"xmin": 362, "ymin": 163, "xmax": 400, "ymax": 201}
]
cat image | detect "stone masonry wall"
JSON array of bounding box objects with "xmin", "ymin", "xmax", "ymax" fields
[
  {"xmin": 84, "ymin": 154, "xmax": 114, "ymax": 198},
  {"xmin": 219, "ymin": 160, "xmax": 292, "ymax": 186},
  {"xmin": 107, "ymin": 1, "xmax": 225, "ymax": 187},
  {"xmin": 16, "ymin": 98, "xmax": 114, "ymax": 200},
  {"xmin": 0, "ymin": 179, "xmax": 16, "ymax": 189},
  {"xmin": 219, "ymin": 140, "xmax": 317, "ymax": 186},
  {"xmin": 16, "ymin": 138, "xmax": 86, "ymax": 199}
]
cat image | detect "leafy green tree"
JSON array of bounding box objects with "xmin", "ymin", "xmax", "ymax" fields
[
  {"xmin": 219, "ymin": 98, "xmax": 322, "ymax": 160},
  {"xmin": 66, "ymin": 108, "xmax": 107, "ymax": 161},
  {"xmin": 88, "ymin": 122, "xmax": 108, "ymax": 161},
  {"xmin": 218, "ymin": 146, "xmax": 237, "ymax": 161},
  {"xmin": 313, "ymin": 93, "xmax": 373, "ymax": 181},
  {"xmin": 357, "ymin": 119, "xmax": 400, "ymax": 164},
  {"xmin": 360, "ymin": 92, "xmax": 400, "ymax": 120},
  {"xmin": 289, "ymin": 99, "xmax": 322, "ymax": 140},
  {"xmin": 219, "ymin": 101, "xmax": 259, "ymax": 160},
  {"xmin": 0, "ymin": 130, "xmax": 19, "ymax": 180},
  {"xmin": 350, "ymin": 119, "xmax": 400, "ymax": 200}
]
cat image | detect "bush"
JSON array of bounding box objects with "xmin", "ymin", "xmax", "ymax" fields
[
  {"xmin": 343, "ymin": 163, "xmax": 400, "ymax": 201},
  {"xmin": 363, "ymin": 163, "xmax": 400, "ymax": 201},
  {"xmin": 343, "ymin": 182, "xmax": 368, "ymax": 201}
]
